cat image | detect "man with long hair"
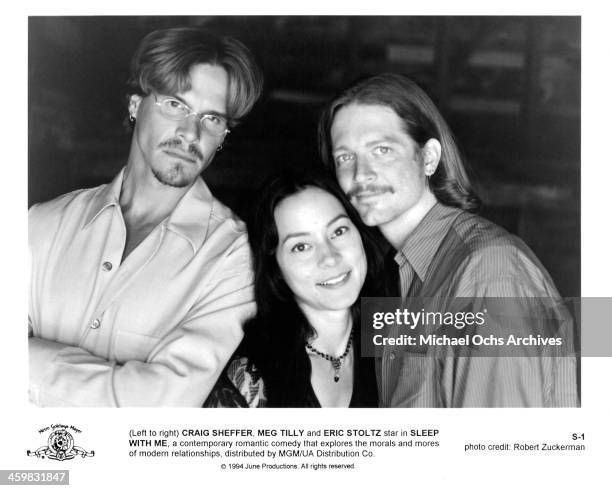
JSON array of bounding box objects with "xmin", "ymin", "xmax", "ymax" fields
[
  {"xmin": 28, "ymin": 27, "xmax": 263, "ymax": 406},
  {"xmin": 319, "ymin": 73, "xmax": 578, "ymax": 407}
]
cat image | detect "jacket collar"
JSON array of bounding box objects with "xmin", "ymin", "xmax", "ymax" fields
[
  {"xmin": 164, "ymin": 176, "xmax": 213, "ymax": 252},
  {"xmin": 83, "ymin": 167, "xmax": 213, "ymax": 253},
  {"xmin": 83, "ymin": 168, "xmax": 124, "ymax": 227}
]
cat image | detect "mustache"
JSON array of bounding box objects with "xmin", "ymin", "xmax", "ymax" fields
[
  {"xmin": 347, "ymin": 184, "xmax": 394, "ymax": 199},
  {"xmin": 158, "ymin": 138, "xmax": 204, "ymax": 161}
]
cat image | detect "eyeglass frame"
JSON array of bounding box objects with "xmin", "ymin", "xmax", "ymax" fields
[{"xmin": 152, "ymin": 94, "xmax": 231, "ymax": 137}]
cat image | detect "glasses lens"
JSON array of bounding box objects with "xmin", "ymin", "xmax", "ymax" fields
[
  {"xmin": 161, "ymin": 99, "xmax": 189, "ymax": 120},
  {"xmin": 201, "ymin": 115, "xmax": 228, "ymax": 136}
]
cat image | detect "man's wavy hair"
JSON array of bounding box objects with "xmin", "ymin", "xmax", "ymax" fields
[
  {"xmin": 126, "ymin": 27, "xmax": 263, "ymax": 127},
  {"xmin": 318, "ymin": 73, "xmax": 481, "ymax": 211}
]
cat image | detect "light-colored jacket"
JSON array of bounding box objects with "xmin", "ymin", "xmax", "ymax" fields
[{"xmin": 28, "ymin": 168, "xmax": 254, "ymax": 407}]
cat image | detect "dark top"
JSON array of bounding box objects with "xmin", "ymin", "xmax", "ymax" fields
[{"xmin": 205, "ymin": 346, "xmax": 378, "ymax": 408}]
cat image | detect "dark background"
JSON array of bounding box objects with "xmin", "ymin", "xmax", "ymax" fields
[{"xmin": 28, "ymin": 16, "xmax": 580, "ymax": 297}]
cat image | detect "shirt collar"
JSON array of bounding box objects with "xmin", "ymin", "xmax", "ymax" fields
[
  {"xmin": 164, "ymin": 176, "xmax": 213, "ymax": 253},
  {"xmin": 394, "ymin": 202, "xmax": 463, "ymax": 281},
  {"xmin": 83, "ymin": 167, "xmax": 125, "ymax": 227},
  {"xmin": 83, "ymin": 167, "xmax": 214, "ymax": 253}
]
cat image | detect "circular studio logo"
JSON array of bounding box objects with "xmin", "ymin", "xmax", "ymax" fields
[{"xmin": 27, "ymin": 425, "xmax": 95, "ymax": 461}]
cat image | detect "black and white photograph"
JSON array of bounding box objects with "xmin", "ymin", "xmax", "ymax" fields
[
  {"xmin": 2, "ymin": 4, "xmax": 610, "ymax": 490},
  {"xmin": 28, "ymin": 16, "xmax": 580, "ymax": 408}
]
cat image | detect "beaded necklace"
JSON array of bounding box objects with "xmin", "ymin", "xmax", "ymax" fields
[{"xmin": 305, "ymin": 328, "xmax": 354, "ymax": 382}]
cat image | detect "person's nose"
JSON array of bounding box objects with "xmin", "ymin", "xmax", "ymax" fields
[
  {"xmin": 318, "ymin": 240, "xmax": 342, "ymax": 268},
  {"xmin": 353, "ymin": 153, "xmax": 376, "ymax": 184},
  {"xmin": 176, "ymin": 115, "xmax": 202, "ymax": 144}
]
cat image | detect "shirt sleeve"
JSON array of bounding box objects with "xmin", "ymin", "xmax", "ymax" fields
[{"xmin": 28, "ymin": 242, "xmax": 255, "ymax": 407}]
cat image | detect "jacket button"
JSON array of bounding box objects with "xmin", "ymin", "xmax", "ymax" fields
[
  {"xmin": 102, "ymin": 261, "xmax": 113, "ymax": 272},
  {"xmin": 90, "ymin": 318, "xmax": 101, "ymax": 329}
]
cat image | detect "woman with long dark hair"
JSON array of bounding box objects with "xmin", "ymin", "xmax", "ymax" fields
[{"xmin": 205, "ymin": 170, "xmax": 387, "ymax": 407}]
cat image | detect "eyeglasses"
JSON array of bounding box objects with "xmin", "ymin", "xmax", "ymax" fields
[{"xmin": 153, "ymin": 95, "xmax": 230, "ymax": 137}]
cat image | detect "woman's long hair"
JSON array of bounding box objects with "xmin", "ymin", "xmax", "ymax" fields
[{"xmin": 238, "ymin": 170, "xmax": 387, "ymax": 407}]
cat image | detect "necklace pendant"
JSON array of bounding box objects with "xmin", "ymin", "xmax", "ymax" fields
[
  {"xmin": 332, "ymin": 360, "xmax": 341, "ymax": 383},
  {"xmin": 305, "ymin": 328, "xmax": 353, "ymax": 384}
]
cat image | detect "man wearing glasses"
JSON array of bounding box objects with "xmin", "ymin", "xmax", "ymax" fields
[{"xmin": 28, "ymin": 27, "xmax": 263, "ymax": 406}]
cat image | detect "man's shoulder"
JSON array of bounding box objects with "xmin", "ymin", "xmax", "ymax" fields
[
  {"xmin": 207, "ymin": 196, "xmax": 248, "ymax": 239},
  {"xmin": 451, "ymin": 211, "xmax": 526, "ymax": 258},
  {"xmin": 445, "ymin": 211, "xmax": 557, "ymax": 295},
  {"xmin": 191, "ymin": 194, "xmax": 251, "ymax": 270},
  {"xmin": 29, "ymin": 184, "xmax": 107, "ymax": 234}
]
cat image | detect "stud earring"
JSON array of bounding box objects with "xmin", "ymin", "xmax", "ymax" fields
[{"xmin": 129, "ymin": 115, "xmax": 135, "ymax": 123}]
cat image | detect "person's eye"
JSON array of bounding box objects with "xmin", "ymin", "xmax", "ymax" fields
[
  {"xmin": 290, "ymin": 242, "xmax": 311, "ymax": 253},
  {"xmin": 332, "ymin": 225, "xmax": 349, "ymax": 238},
  {"xmin": 166, "ymin": 99, "xmax": 184, "ymax": 109},
  {"xmin": 373, "ymin": 146, "xmax": 392, "ymax": 156},
  {"xmin": 334, "ymin": 153, "xmax": 354, "ymax": 167}
]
